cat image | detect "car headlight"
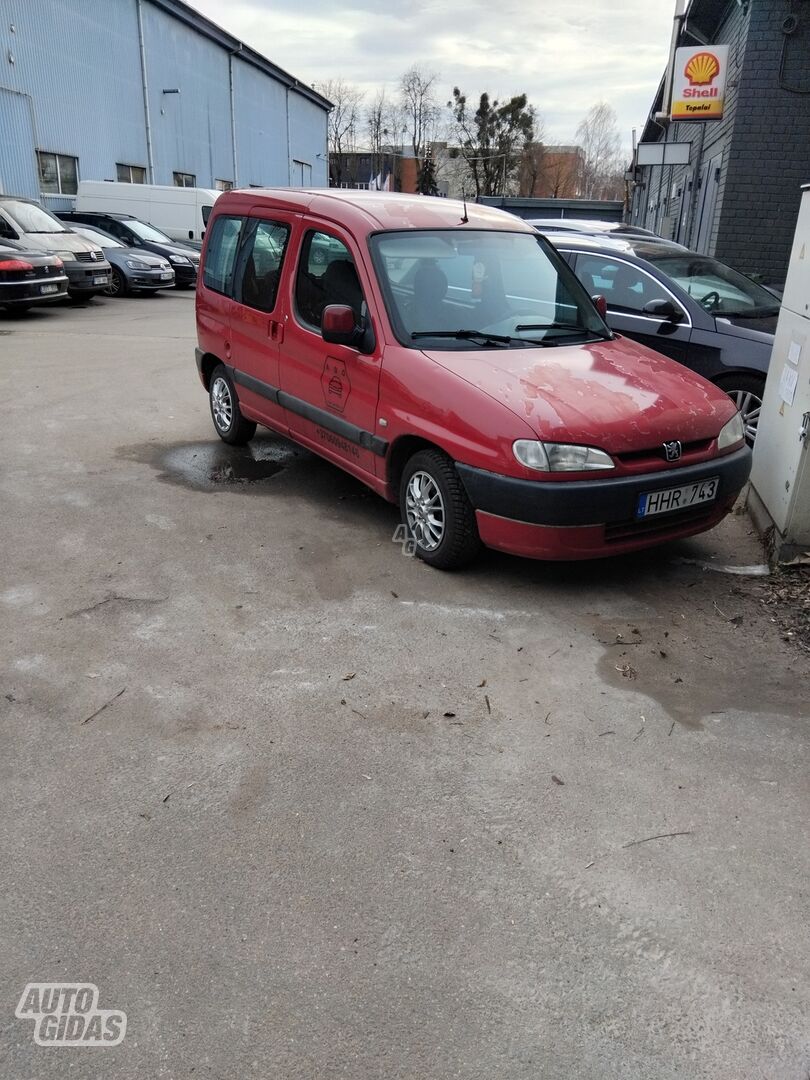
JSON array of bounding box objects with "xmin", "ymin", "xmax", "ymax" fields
[
  {"xmin": 169, "ymin": 254, "xmax": 191, "ymax": 265},
  {"xmin": 55, "ymin": 250, "xmax": 77, "ymax": 263},
  {"xmin": 513, "ymin": 440, "xmax": 615, "ymax": 472},
  {"xmin": 125, "ymin": 258, "xmax": 152, "ymax": 269},
  {"xmin": 717, "ymin": 411, "xmax": 745, "ymax": 450}
]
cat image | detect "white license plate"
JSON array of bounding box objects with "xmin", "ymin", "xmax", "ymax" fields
[
  {"xmin": 160, "ymin": 272, "xmax": 173, "ymax": 280},
  {"xmin": 40, "ymin": 283, "xmax": 59, "ymax": 294},
  {"xmin": 637, "ymin": 477, "xmax": 719, "ymax": 518},
  {"xmin": 93, "ymin": 275, "xmax": 107, "ymax": 285}
]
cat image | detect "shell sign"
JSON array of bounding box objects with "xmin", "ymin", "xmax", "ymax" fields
[{"xmin": 671, "ymin": 44, "xmax": 729, "ymax": 121}]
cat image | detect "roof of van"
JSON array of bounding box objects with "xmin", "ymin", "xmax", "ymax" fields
[{"xmin": 216, "ymin": 189, "xmax": 535, "ymax": 234}]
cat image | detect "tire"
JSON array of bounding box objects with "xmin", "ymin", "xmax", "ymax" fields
[
  {"xmin": 399, "ymin": 449, "xmax": 482, "ymax": 570},
  {"xmin": 718, "ymin": 374, "xmax": 765, "ymax": 448},
  {"xmin": 209, "ymin": 364, "xmax": 256, "ymax": 445},
  {"xmin": 105, "ymin": 267, "xmax": 127, "ymax": 298}
]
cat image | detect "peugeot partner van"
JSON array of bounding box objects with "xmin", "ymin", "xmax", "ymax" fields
[{"xmin": 195, "ymin": 190, "xmax": 750, "ymax": 569}]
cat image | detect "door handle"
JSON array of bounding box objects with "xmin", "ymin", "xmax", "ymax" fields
[{"xmin": 269, "ymin": 319, "xmax": 284, "ymax": 343}]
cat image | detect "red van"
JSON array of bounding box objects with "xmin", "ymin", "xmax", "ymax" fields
[{"xmin": 195, "ymin": 190, "xmax": 750, "ymax": 569}]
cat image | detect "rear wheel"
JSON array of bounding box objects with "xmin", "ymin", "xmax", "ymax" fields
[
  {"xmin": 399, "ymin": 449, "xmax": 481, "ymax": 570},
  {"xmin": 209, "ymin": 364, "xmax": 256, "ymax": 445},
  {"xmin": 719, "ymin": 375, "xmax": 765, "ymax": 447}
]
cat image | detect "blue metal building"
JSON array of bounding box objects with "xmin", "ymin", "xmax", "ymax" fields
[{"xmin": 0, "ymin": 0, "xmax": 330, "ymax": 211}]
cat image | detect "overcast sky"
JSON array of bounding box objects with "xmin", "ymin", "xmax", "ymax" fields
[{"xmin": 190, "ymin": 0, "xmax": 675, "ymax": 149}]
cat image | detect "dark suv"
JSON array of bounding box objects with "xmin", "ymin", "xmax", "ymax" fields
[
  {"xmin": 57, "ymin": 212, "xmax": 200, "ymax": 287},
  {"xmin": 538, "ymin": 231, "xmax": 778, "ymax": 445}
]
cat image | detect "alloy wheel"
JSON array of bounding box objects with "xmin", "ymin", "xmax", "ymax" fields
[
  {"xmin": 211, "ymin": 376, "xmax": 233, "ymax": 433},
  {"xmin": 728, "ymin": 388, "xmax": 762, "ymax": 446},
  {"xmin": 405, "ymin": 470, "xmax": 445, "ymax": 551}
]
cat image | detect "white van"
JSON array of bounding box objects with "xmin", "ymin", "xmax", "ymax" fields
[{"xmin": 75, "ymin": 182, "xmax": 219, "ymax": 243}]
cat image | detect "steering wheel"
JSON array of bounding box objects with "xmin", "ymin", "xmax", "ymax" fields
[{"xmin": 699, "ymin": 290, "xmax": 721, "ymax": 311}]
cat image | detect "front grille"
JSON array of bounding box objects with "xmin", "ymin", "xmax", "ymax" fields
[
  {"xmin": 605, "ymin": 505, "xmax": 717, "ymax": 543},
  {"xmin": 616, "ymin": 438, "xmax": 713, "ymax": 467},
  {"xmin": 75, "ymin": 249, "xmax": 104, "ymax": 263}
]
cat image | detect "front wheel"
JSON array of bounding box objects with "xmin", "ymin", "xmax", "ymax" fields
[
  {"xmin": 399, "ymin": 449, "xmax": 481, "ymax": 570},
  {"xmin": 720, "ymin": 375, "xmax": 765, "ymax": 447},
  {"xmin": 209, "ymin": 364, "xmax": 256, "ymax": 445},
  {"xmin": 105, "ymin": 267, "xmax": 127, "ymax": 297}
]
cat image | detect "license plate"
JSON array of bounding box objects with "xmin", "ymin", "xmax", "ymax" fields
[
  {"xmin": 160, "ymin": 272, "xmax": 173, "ymax": 280},
  {"xmin": 40, "ymin": 283, "xmax": 59, "ymax": 294},
  {"xmin": 93, "ymin": 275, "xmax": 107, "ymax": 285},
  {"xmin": 637, "ymin": 477, "xmax": 719, "ymax": 518}
]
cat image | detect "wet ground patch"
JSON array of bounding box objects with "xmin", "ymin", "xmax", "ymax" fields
[{"xmin": 118, "ymin": 437, "xmax": 303, "ymax": 493}]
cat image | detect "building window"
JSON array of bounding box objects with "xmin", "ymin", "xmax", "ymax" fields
[
  {"xmin": 116, "ymin": 163, "xmax": 147, "ymax": 184},
  {"xmin": 214, "ymin": 179, "xmax": 233, "ymax": 192},
  {"xmin": 37, "ymin": 151, "xmax": 78, "ymax": 195},
  {"xmin": 173, "ymin": 171, "xmax": 196, "ymax": 188}
]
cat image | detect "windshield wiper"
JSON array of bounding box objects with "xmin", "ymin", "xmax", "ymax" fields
[{"xmin": 411, "ymin": 329, "xmax": 511, "ymax": 347}]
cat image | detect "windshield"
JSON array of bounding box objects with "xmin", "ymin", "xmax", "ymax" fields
[
  {"xmin": 73, "ymin": 226, "xmax": 123, "ymax": 249},
  {"xmin": 370, "ymin": 230, "xmax": 609, "ymax": 349},
  {"xmin": 3, "ymin": 200, "xmax": 69, "ymax": 234},
  {"xmin": 649, "ymin": 254, "xmax": 779, "ymax": 317},
  {"xmin": 127, "ymin": 220, "xmax": 173, "ymax": 244}
]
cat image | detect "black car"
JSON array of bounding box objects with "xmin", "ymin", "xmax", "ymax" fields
[
  {"xmin": 0, "ymin": 238, "xmax": 69, "ymax": 311},
  {"xmin": 67, "ymin": 223, "xmax": 175, "ymax": 296},
  {"xmin": 57, "ymin": 212, "xmax": 199, "ymax": 287},
  {"xmin": 539, "ymin": 231, "xmax": 777, "ymax": 445}
]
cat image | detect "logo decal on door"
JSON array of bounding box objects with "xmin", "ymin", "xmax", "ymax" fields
[{"xmin": 321, "ymin": 358, "xmax": 351, "ymax": 413}]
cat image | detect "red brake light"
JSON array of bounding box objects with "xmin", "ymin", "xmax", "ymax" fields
[{"xmin": 0, "ymin": 258, "xmax": 34, "ymax": 271}]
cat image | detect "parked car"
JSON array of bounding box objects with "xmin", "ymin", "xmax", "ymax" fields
[
  {"xmin": 0, "ymin": 197, "xmax": 111, "ymax": 299},
  {"xmin": 195, "ymin": 191, "xmax": 750, "ymax": 569},
  {"xmin": 0, "ymin": 238, "xmax": 69, "ymax": 311},
  {"xmin": 537, "ymin": 231, "xmax": 778, "ymax": 445},
  {"xmin": 75, "ymin": 180, "xmax": 219, "ymax": 243},
  {"xmin": 57, "ymin": 212, "xmax": 199, "ymax": 287},
  {"xmin": 527, "ymin": 218, "xmax": 662, "ymax": 239},
  {"xmin": 66, "ymin": 223, "xmax": 175, "ymax": 296}
]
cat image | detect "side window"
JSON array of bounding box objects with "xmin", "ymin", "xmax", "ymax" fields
[
  {"xmin": 295, "ymin": 231, "xmax": 364, "ymax": 330},
  {"xmin": 575, "ymin": 255, "xmax": 670, "ymax": 315},
  {"xmin": 236, "ymin": 219, "xmax": 289, "ymax": 313},
  {"xmin": 203, "ymin": 215, "xmax": 244, "ymax": 296}
]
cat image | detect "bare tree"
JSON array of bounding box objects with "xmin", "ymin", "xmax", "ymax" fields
[
  {"xmin": 366, "ymin": 89, "xmax": 402, "ymax": 188},
  {"xmin": 400, "ymin": 65, "xmax": 441, "ymax": 159},
  {"xmin": 316, "ymin": 79, "xmax": 364, "ymax": 187},
  {"xmin": 576, "ymin": 102, "xmax": 622, "ymax": 199}
]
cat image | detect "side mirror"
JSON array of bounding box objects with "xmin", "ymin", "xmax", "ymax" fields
[
  {"xmin": 0, "ymin": 218, "xmax": 19, "ymax": 240},
  {"xmin": 643, "ymin": 298, "xmax": 684, "ymax": 323},
  {"xmin": 322, "ymin": 304, "xmax": 367, "ymax": 350},
  {"xmin": 591, "ymin": 294, "xmax": 608, "ymax": 319}
]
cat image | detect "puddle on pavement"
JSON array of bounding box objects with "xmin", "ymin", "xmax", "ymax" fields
[
  {"xmin": 118, "ymin": 438, "xmax": 302, "ymax": 493},
  {"xmin": 592, "ymin": 615, "xmax": 805, "ymax": 730}
]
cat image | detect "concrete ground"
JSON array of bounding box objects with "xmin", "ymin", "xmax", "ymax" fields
[{"xmin": 1, "ymin": 293, "xmax": 808, "ymax": 1080}]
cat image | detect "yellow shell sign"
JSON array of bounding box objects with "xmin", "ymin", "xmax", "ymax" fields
[{"xmin": 671, "ymin": 44, "xmax": 729, "ymax": 121}]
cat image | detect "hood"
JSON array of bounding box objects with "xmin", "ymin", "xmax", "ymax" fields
[
  {"xmin": 108, "ymin": 248, "xmax": 167, "ymax": 266},
  {"xmin": 422, "ymin": 334, "xmax": 737, "ymax": 455},
  {"xmin": 714, "ymin": 314, "xmax": 777, "ymax": 343},
  {"xmin": 144, "ymin": 240, "xmax": 199, "ymax": 260},
  {"xmin": 21, "ymin": 231, "xmax": 103, "ymax": 257}
]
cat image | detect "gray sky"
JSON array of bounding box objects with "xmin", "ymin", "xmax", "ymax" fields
[{"xmin": 190, "ymin": 0, "xmax": 675, "ymax": 149}]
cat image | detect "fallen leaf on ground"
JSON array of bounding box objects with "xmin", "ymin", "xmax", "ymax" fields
[
  {"xmin": 342, "ymin": 672, "xmax": 356, "ymax": 681},
  {"xmin": 616, "ymin": 663, "xmax": 637, "ymax": 680},
  {"xmin": 551, "ymin": 774, "xmax": 565, "ymax": 785}
]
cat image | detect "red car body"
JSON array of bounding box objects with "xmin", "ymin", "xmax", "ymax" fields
[{"xmin": 195, "ymin": 190, "xmax": 751, "ymax": 564}]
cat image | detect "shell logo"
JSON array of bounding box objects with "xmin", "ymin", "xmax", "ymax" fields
[{"xmin": 685, "ymin": 51, "xmax": 721, "ymax": 86}]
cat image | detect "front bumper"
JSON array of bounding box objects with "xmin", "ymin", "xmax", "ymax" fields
[
  {"xmin": 457, "ymin": 446, "xmax": 752, "ymax": 560},
  {"xmin": 171, "ymin": 261, "xmax": 198, "ymax": 286},
  {"xmin": 64, "ymin": 262, "xmax": 112, "ymax": 293},
  {"xmin": 127, "ymin": 267, "xmax": 175, "ymax": 290}
]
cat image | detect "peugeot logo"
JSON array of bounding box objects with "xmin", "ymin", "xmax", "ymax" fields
[{"xmin": 663, "ymin": 440, "xmax": 682, "ymax": 462}]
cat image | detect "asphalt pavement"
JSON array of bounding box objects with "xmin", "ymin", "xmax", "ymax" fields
[{"xmin": 1, "ymin": 292, "xmax": 808, "ymax": 1079}]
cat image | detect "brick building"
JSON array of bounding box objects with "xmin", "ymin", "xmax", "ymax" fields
[{"xmin": 629, "ymin": 0, "xmax": 810, "ymax": 283}]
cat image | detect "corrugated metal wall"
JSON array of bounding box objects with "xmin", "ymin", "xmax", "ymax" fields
[{"xmin": 0, "ymin": 0, "xmax": 328, "ymax": 204}]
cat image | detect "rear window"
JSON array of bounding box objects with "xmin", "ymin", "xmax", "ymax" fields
[{"xmin": 203, "ymin": 216, "xmax": 244, "ymax": 295}]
